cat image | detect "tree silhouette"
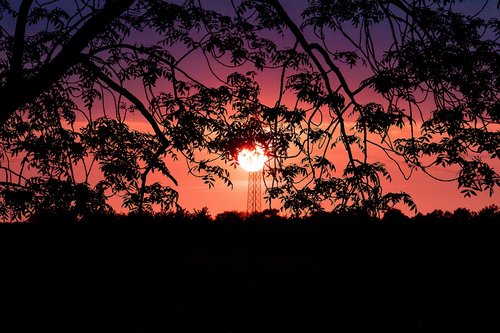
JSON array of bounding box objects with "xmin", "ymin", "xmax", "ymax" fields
[{"xmin": 0, "ymin": 0, "xmax": 498, "ymax": 220}]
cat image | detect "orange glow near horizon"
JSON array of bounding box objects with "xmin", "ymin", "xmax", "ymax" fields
[{"xmin": 237, "ymin": 146, "xmax": 268, "ymax": 172}]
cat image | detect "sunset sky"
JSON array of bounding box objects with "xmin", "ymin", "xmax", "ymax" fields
[
  {"xmin": 125, "ymin": 0, "xmax": 499, "ymax": 216},
  {"xmin": 1, "ymin": 0, "xmax": 498, "ymax": 218}
]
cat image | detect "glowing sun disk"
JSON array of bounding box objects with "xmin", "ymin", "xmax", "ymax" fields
[{"xmin": 238, "ymin": 146, "xmax": 267, "ymax": 172}]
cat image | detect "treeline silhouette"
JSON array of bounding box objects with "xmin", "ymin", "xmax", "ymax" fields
[
  {"xmin": 1, "ymin": 205, "xmax": 499, "ymax": 331},
  {"xmin": 22, "ymin": 204, "xmax": 500, "ymax": 225}
]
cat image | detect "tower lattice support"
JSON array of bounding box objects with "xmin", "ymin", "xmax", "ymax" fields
[{"xmin": 247, "ymin": 171, "xmax": 262, "ymax": 215}]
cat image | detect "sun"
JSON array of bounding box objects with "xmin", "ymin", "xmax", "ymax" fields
[{"xmin": 237, "ymin": 145, "xmax": 268, "ymax": 172}]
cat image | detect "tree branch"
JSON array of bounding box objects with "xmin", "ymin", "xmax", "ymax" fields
[
  {"xmin": 0, "ymin": 0, "xmax": 135, "ymax": 126},
  {"xmin": 265, "ymin": 0, "xmax": 357, "ymax": 168},
  {"xmin": 9, "ymin": 0, "xmax": 34, "ymax": 82},
  {"xmin": 82, "ymin": 58, "xmax": 178, "ymax": 187}
]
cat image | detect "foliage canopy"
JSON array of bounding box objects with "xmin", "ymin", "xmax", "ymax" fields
[{"xmin": 0, "ymin": 0, "xmax": 498, "ymax": 220}]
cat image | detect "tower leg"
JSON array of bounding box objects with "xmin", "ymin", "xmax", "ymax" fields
[{"xmin": 247, "ymin": 171, "xmax": 262, "ymax": 215}]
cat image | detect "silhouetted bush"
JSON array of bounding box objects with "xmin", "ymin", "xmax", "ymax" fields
[
  {"xmin": 191, "ymin": 207, "xmax": 212, "ymax": 223},
  {"xmin": 450, "ymin": 208, "xmax": 474, "ymax": 224},
  {"xmin": 1, "ymin": 204, "xmax": 499, "ymax": 332},
  {"xmin": 215, "ymin": 211, "xmax": 245, "ymax": 224},
  {"xmin": 476, "ymin": 205, "xmax": 500, "ymax": 223},
  {"xmin": 13, "ymin": 205, "xmax": 499, "ymax": 226},
  {"xmin": 382, "ymin": 209, "xmax": 411, "ymax": 224}
]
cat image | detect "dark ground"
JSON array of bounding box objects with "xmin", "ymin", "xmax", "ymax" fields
[{"xmin": 0, "ymin": 221, "xmax": 499, "ymax": 331}]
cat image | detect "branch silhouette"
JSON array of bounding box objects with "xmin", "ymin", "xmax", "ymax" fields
[{"xmin": 0, "ymin": 0, "xmax": 497, "ymax": 220}]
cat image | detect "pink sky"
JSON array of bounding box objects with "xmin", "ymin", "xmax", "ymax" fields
[
  {"xmin": 2, "ymin": 0, "xmax": 498, "ymax": 217},
  {"xmin": 124, "ymin": 113, "xmax": 499, "ymax": 217},
  {"xmin": 111, "ymin": 15, "xmax": 499, "ymax": 217},
  {"xmin": 173, "ymin": 164, "xmax": 499, "ymax": 217}
]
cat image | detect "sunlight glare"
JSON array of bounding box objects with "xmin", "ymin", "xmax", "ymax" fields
[{"xmin": 237, "ymin": 146, "xmax": 268, "ymax": 172}]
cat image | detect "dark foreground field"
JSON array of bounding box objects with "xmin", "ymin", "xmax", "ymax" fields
[{"xmin": 1, "ymin": 217, "xmax": 499, "ymax": 331}]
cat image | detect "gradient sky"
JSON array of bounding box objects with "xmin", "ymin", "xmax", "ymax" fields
[
  {"xmin": 139, "ymin": 0, "xmax": 499, "ymax": 216},
  {"xmin": 1, "ymin": 0, "xmax": 498, "ymax": 217}
]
